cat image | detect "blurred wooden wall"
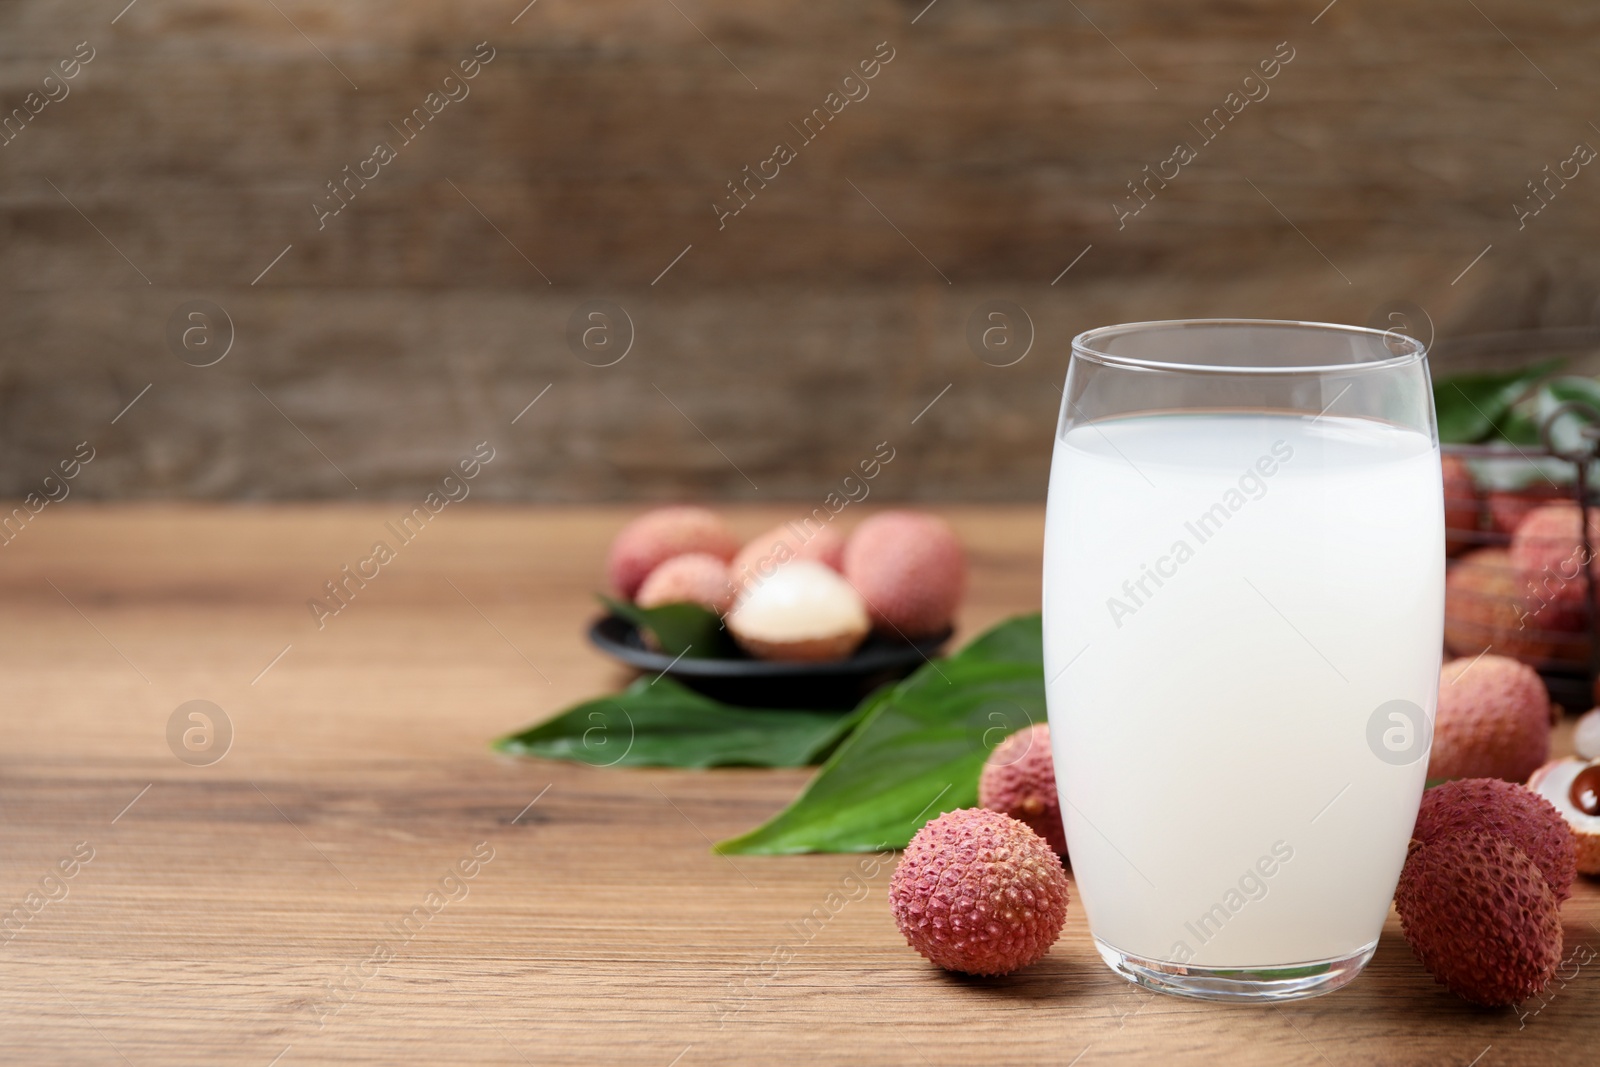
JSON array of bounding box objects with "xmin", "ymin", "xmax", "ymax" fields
[{"xmin": 2, "ymin": 0, "xmax": 1598, "ymax": 501}]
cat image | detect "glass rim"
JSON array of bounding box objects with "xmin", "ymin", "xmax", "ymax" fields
[{"xmin": 1070, "ymin": 318, "xmax": 1428, "ymax": 375}]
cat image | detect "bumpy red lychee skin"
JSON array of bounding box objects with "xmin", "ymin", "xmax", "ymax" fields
[
  {"xmin": 1509, "ymin": 503, "xmax": 1599, "ymax": 630},
  {"xmin": 606, "ymin": 507, "xmax": 739, "ymax": 599},
  {"xmin": 979, "ymin": 724, "xmax": 1067, "ymax": 858},
  {"xmin": 1443, "ymin": 549, "xmax": 1588, "ymax": 665},
  {"xmin": 1395, "ymin": 831, "xmax": 1562, "ymax": 1007},
  {"xmin": 843, "ymin": 511, "xmax": 967, "ymax": 639},
  {"xmin": 1413, "ymin": 778, "xmax": 1576, "ymax": 904},
  {"xmin": 1430, "ymin": 656, "xmax": 1551, "ymax": 783},
  {"xmin": 1443, "ymin": 455, "xmax": 1479, "ymax": 556},
  {"xmin": 889, "ymin": 808, "xmax": 1069, "ymax": 977},
  {"xmin": 635, "ymin": 553, "xmax": 735, "ymax": 614}
]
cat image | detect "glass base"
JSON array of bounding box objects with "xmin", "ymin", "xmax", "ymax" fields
[{"xmin": 1093, "ymin": 938, "xmax": 1378, "ymax": 1003}]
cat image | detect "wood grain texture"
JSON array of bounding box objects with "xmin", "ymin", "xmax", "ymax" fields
[
  {"xmin": 3, "ymin": 2, "xmax": 1600, "ymax": 498},
  {"xmin": 0, "ymin": 505, "xmax": 1595, "ymax": 1065}
]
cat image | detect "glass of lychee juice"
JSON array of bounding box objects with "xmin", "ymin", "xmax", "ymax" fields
[{"xmin": 1044, "ymin": 319, "xmax": 1444, "ymax": 1001}]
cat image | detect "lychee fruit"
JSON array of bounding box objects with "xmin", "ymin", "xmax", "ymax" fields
[
  {"xmin": 1412, "ymin": 778, "xmax": 1576, "ymax": 903},
  {"xmin": 1431, "ymin": 656, "xmax": 1552, "ymax": 783},
  {"xmin": 1487, "ymin": 485, "xmax": 1568, "ymax": 536},
  {"xmin": 1443, "ymin": 455, "xmax": 1480, "ymax": 555},
  {"xmin": 1509, "ymin": 503, "xmax": 1599, "ymax": 630},
  {"xmin": 1395, "ymin": 831, "xmax": 1563, "ymax": 1007},
  {"xmin": 729, "ymin": 522, "xmax": 846, "ymax": 592},
  {"xmin": 889, "ymin": 808, "xmax": 1069, "ymax": 976},
  {"xmin": 1575, "ymin": 707, "xmax": 1600, "ymax": 760},
  {"xmin": 606, "ymin": 506, "xmax": 739, "ymax": 599},
  {"xmin": 635, "ymin": 553, "xmax": 735, "ymax": 615},
  {"xmin": 842, "ymin": 511, "xmax": 966, "ymax": 639},
  {"xmin": 979, "ymin": 724, "xmax": 1067, "ymax": 858},
  {"xmin": 724, "ymin": 560, "xmax": 869, "ymax": 662},
  {"xmin": 1527, "ymin": 758, "xmax": 1600, "ymax": 877},
  {"xmin": 1444, "ymin": 549, "xmax": 1588, "ymax": 665}
]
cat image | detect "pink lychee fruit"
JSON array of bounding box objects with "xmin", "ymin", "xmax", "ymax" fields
[
  {"xmin": 842, "ymin": 511, "xmax": 966, "ymax": 639},
  {"xmin": 889, "ymin": 808, "xmax": 1069, "ymax": 977},
  {"xmin": 1443, "ymin": 455, "xmax": 1479, "ymax": 556},
  {"xmin": 1443, "ymin": 548, "xmax": 1587, "ymax": 665},
  {"xmin": 1486, "ymin": 485, "xmax": 1567, "ymax": 536},
  {"xmin": 606, "ymin": 506, "xmax": 739, "ymax": 599},
  {"xmin": 1509, "ymin": 503, "xmax": 1599, "ymax": 630},
  {"xmin": 635, "ymin": 553, "xmax": 736, "ymax": 615},
  {"xmin": 1430, "ymin": 655, "xmax": 1551, "ymax": 784},
  {"xmin": 978, "ymin": 724, "xmax": 1067, "ymax": 858}
]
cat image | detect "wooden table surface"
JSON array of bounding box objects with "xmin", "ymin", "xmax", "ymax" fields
[{"xmin": 1, "ymin": 505, "xmax": 1595, "ymax": 1066}]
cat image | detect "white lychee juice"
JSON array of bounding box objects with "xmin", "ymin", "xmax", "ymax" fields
[{"xmin": 1044, "ymin": 411, "xmax": 1443, "ymax": 997}]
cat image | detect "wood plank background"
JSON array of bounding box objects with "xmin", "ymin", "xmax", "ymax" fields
[
  {"xmin": 0, "ymin": 505, "xmax": 1596, "ymax": 1065},
  {"xmin": 3, "ymin": 2, "xmax": 1600, "ymax": 500}
]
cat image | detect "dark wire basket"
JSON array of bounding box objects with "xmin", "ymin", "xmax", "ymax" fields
[
  {"xmin": 1443, "ymin": 405, "xmax": 1600, "ymax": 714},
  {"xmin": 1435, "ymin": 326, "xmax": 1600, "ymax": 714}
]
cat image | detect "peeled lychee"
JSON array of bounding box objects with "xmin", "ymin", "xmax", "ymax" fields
[
  {"xmin": 730, "ymin": 522, "xmax": 845, "ymax": 592},
  {"xmin": 1527, "ymin": 758, "xmax": 1600, "ymax": 876},
  {"xmin": 1575, "ymin": 708, "xmax": 1600, "ymax": 760},
  {"xmin": 1395, "ymin": 831, "xmax": 1563, "ymax": 1006},
  {"xmin": 1443, "ymin": 456, "xmax": 1479, "ymax": 555},
  {"xmin": 1444, "ymin": 549, "xmax": 1587, "ymax": 665},
  {"xmin": 1509, "ymin": 503, "xmax": 1599, "ymax": 630},
  {"xmin": 843, "ymin": 511, "xmax": 966, "ymax": 639},
  {"xmin": 1412, "ymin": 778, "xmax": 1576, "ymax": 903},
  {"xmin": 635, "ymin": 553, "xmax": 735, "ymax": 614},
  {"xmin": 1431, "ymin": 655, "xmax": 1551, "ymax": 783},
  {"xmin": 979, "ymin": 724, "xmax": 1067, "ymax": 858},
  {"xmin": 725, "ymin": 560, "xmax": 869, "ymax": 662},
  {"xmin": 606, "ymin": 506, "xmax": 739, "ymax": 599},
  {"xmin": 889, "ymin": 808, "xmax": 1069, "ymax": 976}
]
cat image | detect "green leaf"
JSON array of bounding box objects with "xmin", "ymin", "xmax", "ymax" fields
[
  {"xmin": 715, "ymin": 615, "xmax": 1046, "ymax": 855},
  {"xmin": 954, "ymin": 612, "xmax": 1042, "ymax": 666},
  {"xmin": 1540, "ymin": 376, "xmax": 1600, "ymax": 407},
  {"xmin": 1533, "ymin": 376, "xmax": 1600, "ymax": 454},
  {"xmin": 598, "ymin": 595, "xmax": 736, "ymax": 659},
  {"xmin": 1433, "ymin": 359, "xmax": 1563, "ymax": 444},
  {"xmin": 493, "ymin": 677, "xmax": 856, "ymax": 768},
  {"xmin": 1494, "ymin": 407, "xmax": 1545, "ymax": 447}
]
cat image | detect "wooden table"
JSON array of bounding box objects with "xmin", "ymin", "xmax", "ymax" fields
[{"xmin": 1, "ymin": 505, "xmax": 1595, "ymax": 1066}]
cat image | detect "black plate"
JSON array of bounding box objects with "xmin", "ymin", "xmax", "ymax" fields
[{"xmin": 587, "ymin": 614, "xmax": 951, "ymax": 709}]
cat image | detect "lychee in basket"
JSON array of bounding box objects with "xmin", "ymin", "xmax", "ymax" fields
[{"xmin": 1437, "ymin": 330, "xmax": 1600, "ymax": 712}]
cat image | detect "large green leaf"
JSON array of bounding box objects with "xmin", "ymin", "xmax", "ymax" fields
[
  {"xmin": 1433, "ymin": 359, "xmax": 1563, "ymax": 444},
  {"xmin": 493, "ymin": 677, "xmax": 856, "ymax": 768},
  {"xmin": 598, "ymin": 595, "xmax": 736, "ymax": 659},
  {"xmin": 715, "ymin": 615, "xmax": 1046, "ymax": 855}
]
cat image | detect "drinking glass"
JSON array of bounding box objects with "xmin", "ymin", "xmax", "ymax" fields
[{"xmin": 1044, "ymin": 319, "xmax": 1443, "ymax": 1002}]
